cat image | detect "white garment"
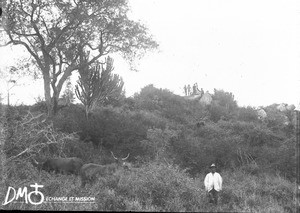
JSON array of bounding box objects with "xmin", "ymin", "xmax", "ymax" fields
[{"xmin": 204, "ymin": 172, "xmax": 223, "ymax": 192}]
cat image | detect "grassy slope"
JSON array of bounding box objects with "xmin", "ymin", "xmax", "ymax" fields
[{"xmin": 1, "ymin": 87, "xmax": 297, "ymax": 212}]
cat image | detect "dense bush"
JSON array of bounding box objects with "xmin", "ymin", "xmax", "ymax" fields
[
  {"xmin": 133, "ymin": 84, "xmax": 207, "ymax": 124},
  {"xmin": 53, "ymin": 104, "xmax": 169, "ymax": 161},
  {"xmin": 212, "ymin": 89, "xmax": 237, "ymax": 111},
  {"xmin": 168, "ymin": 119, "xmax": 294, "ymax": 180},
  {"xmin": 208, "ymin": 101, "xmax": 230, "ymax": 122},
  {"xmin": 31, "ymin": 99, "xmax": 48, "ymax": 113},
  {"xmin": 218, "ymin": 170, "xmax": 295, "ymax": 212},
  {"xmin": 265, "ymin": 105, "xmax": 290, "ymax": 131},
  {"xmin": 237, "ymin": 106, "xmax": 259, "ymax": 122},
  {"xmin": 207, "ymin": 89, "xmax": 238, "ymax": 122},
  {"xmin": 52, "ymin": 104, "xmax": 85, "ymax": 134},
  {"xmin": 170, "ymin": 124, "xmax": 240, "ymax": 175},
  {"xmin": 117, "ymin": 162, "xmax": 205, "ymax": 211},
  {"xmin": 1, "ymin": 85, "xmax": 297, "ymax": 211},
  {"xmin": 140, "ymin": 128, "xmax": 178, "ymax": 161}
]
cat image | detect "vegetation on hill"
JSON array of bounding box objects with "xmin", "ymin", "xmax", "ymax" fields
[{"xmin": 0, "ymin": 84, "xmax": 297, "ymax": 212}]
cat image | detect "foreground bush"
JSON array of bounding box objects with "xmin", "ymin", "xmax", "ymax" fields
[
  {"xmin": 2, "ymin": 158, "xmax": 295, "ymax": 212},
  {"xmin": 219, "ymin": 170, "xmax": 295, "ymax": 212},
  {"xmin": 117, "ymin": 162, "xmax": 205, "ymax": 211}
]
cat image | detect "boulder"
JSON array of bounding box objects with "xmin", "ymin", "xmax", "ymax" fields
[
  {"xmin": 199, "ymin": 92, "xmax": 212, "ymax": 106},
  {"xmin": 257, "ymin": 108, "xmax": 267, "ymax": 119}
]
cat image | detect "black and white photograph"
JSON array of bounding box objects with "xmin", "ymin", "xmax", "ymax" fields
[{"xmin": 0, "ymin": 0, "xmax": 299, "ymax": 212}]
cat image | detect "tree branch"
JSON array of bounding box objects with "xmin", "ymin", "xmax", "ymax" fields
[
  {"xmin": 41, "ymin": 16, "xmax": 51, "ymax": 38},
  {"xmin": 75, "ymin": 52, "xmax": 103, "ymax": 71},
  {"xmin": 7, "ymin": 31, "xmax": 44, "ymax": 70},
  {"xmin": 12, "ymin": 31, "xmax": 37, "ymax": 37}
]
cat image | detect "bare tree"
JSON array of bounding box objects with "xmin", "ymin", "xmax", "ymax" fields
[{"xmin": 0, "ymin": 58, "xmax": 33, "ymax": 106}]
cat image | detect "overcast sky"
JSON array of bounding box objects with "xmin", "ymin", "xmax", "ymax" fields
[{"xmin": 0, "ymin": 0, "xmax": 300, "ymax": 107}]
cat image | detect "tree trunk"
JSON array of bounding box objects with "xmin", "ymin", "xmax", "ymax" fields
[
  {"xmin": 53, "ymin": 96, "xmax": 58, "ymax": 114},
  {"xmin": 43, "ymin": 72, "xmax": 63, "ymax": 116},
  {"xmin": 85, "ymin": 106, "xmax": 89, "ymax": 121},
  {"xmin": 43, "ymin": 71, "xmax": 52, "ymax": 116},
  {"xmin": 7, "ymin": 91, "xmax": 10, "ymax": 106},
  {"xmin": 52, "ymin": 66, "xmax": 74, "ymax": 115},
  {"xmin": 42, "ymin": 63, "xmax": 74, "ymax": 116},
  {"xmin": 52, "ymin": 82, "xmax": 63, "ymax": 115}
]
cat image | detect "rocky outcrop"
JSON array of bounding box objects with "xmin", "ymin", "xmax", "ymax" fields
[{"xmin": 184, "ymin": 92, "xmax": 212, "ymax": 106}]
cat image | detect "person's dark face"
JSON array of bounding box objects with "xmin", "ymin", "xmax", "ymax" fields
[{"xmin": 211, "ymin": 167, "xmax": 216, "ymax": 173}]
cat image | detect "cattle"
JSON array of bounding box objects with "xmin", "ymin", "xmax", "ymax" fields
[
  {"xmin": 31, "ymin": 157, "xmax": 84, "ymax": 175},
  {"xmin": 79, "ymin": 163, "xmax": 117, "ymax": 187},
  {"xmin": 110, "ymin": 151, "xmax": 131, "ymax": 170},
  {"xmin": 80, "ymin": 152, "xmax": 130, "ymax": 187}
]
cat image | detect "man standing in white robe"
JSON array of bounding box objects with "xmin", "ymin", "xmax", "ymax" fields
[{"xmin": 204, "ymin": 163, "xmax": 223, "ymax": 205}]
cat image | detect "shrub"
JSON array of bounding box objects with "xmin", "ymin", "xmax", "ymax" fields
[
  {"xmin": 219, "ymin": 170, "xmax": 294, "ymax": 212},
  {"xmin": 134, "ymin": 84, "xmax": 206, "ymax": 124},
  {"xmin": 96, "ymin": 188, "xmax": 126, "ymax": 211},
  {"xmin": 84, "ymin": 107, "xmax": 148, "ymax": 154},
  {"xmin": 237, "ymin": 106, "xmax": 259, "ymax": 122},
  {"xmin": 212, "ymin": 89, "xmax": 237, "ymax": 111},
  {"xmin": 53, "ymin": 105, "xmax": 150, "ymax": 158},
  {"xmin": 264, "ymin": 104, "xmax": 291, "ymax": 133},
  {"xmin": 3, "ymin": 108, "xmax": 81, "ymax": 160},
  {"xmin": 141, "ymin": 128, "xmax": 178, "ymax": 160},
  {"xmin": 31, "ymin": 99, "xmax": 48, "ymax": 113},
  {"xmin": 52, "ymin": 104, "xmax": 85, "ymax": 133},
  {"xmin": 2, "ymin": 155, "xmax": 295, "ymax": 212},
  {"xmin": 117, "ymin": 162, "xmax": 205, "ymax": 211},
  {"xmin": 170, "ymin": 123, "xmax": 241, "ymax": 174},
  {"xmin": 208, "ymin": 101, "xmax": 229, "ymax": 122},
  {"xmin": 208, "ymin": 89, "xmax": 238, "ymax": 122}
]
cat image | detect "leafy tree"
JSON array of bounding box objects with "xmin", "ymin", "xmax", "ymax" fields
[
  {"xmin": 2, "ymin": 0, "xmax": 158, "ymax": 115},
  {"xmin": 209, "ymin": 89, "xmax": 238, "ymax": 122},
  {"xmin": 264, "ymin": 104, "xmax": 290, "ymax": 132},
  {"xmin": 212, "ymin": 89, "xmax": 237, "ymax": 111},
  {"xmin": 75, "ymin": 56, "xmax": 124, "ymax": 119}
]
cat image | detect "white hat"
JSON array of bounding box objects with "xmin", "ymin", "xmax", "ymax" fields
[{"xmin": 210, "ymin": 163, "xmax": 216, "ymax": 168}]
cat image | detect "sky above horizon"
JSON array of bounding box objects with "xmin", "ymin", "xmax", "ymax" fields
[{"xmin": 0, "ymin": 0, "xmax": 300, "ymax": 107}]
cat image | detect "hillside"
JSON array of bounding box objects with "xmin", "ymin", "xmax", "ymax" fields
[{"xmin": 0, "ymin": 84, "xmax": 297, "ymax": 212}]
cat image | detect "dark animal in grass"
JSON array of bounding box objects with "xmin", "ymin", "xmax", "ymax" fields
[
  {"xmin": 79, "ymin": 163, "xmax": 118, "ymax": 187},
  {"xmin": 196, "ymin": 121, "xmax": 205, "ymax": 128},
  {"xmin": 110, "ymin": 151, "xmax": 132, "ymax": 170},
  {"xmin": 80, "ymin": 152, "xmax": 130, "ymax": 187},
  {"xmin": 31, "ymin": 157, "xmax": 84, "ymax": 175}
]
